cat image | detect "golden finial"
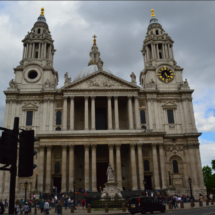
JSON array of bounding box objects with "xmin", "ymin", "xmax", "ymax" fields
[
  {"xmin": 40, "ymin": 7, "xmax": 44, "ymax": 15},
  {"xmin": 92, "ymin": 34, "xmax": 97, "ymax": 45},
  {"xmin": 151, "ymin": 9, "xmax": 155, "ymax": 17}
]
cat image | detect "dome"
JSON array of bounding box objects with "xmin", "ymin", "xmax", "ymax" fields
[{"xmin": 73, "ymin": 65, "xmax": 112, "ymax": 82}]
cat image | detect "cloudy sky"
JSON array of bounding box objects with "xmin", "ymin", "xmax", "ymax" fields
[{"xmin": 0, "ymin": 1, "xmax": 214, "ymax": 168}]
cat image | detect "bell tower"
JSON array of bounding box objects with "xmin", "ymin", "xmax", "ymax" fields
[
  {"xmin": 88, "ymin": 35, "xmax": 100, "ymax": 66},
  {"xmin": 139, "ymin": 9, "xmax": 186, "ymax": 91},
  {"xmin": 12, "ymin": 8, "xmax": 58, "ymax": 92}
]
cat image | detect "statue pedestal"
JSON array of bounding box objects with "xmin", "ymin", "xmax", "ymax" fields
[{"xmin": 101, "ymin": 180, "xmax": 123, "ymax": 199}]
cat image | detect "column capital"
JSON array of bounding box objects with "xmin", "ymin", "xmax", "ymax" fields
[
  {"xmin": 84, "ymin": 144, "xmax": 90, "ymax": 149},
  {"xmin": 107, "ymin": 96, "xmax": 112, "ymax": 99},
  {"xmin": 85, "ymin": 96, "xmax": 89, "ymax": 99},
  {"xmin": 46, "ymin": 145, "xmax": 52, "ymax": 149},
  {"xmin": 39, "ymin": 145, "xmax": 45, "ymax": 149},
  {"xmin": 69, "ymin": 144, "xmax": 74, "ymax": 149},
  {"xmin": 61, "ymin": 145, "xmax": 68, "ymax": 148},
  {"xmin": 63, "ymin": 96, "xmax": 68, "ymax": 99},
  {"xmin": 91, "ymin": 96, "xmax": 95, "ymax": 99},
  {"xmin": 127, "ymin": 96, "xmax": 132, "ymax": 99},
  {"xmin": 91, "ymin": 143, "xmax": 97, "ymax": 149},
  {"xmin": 134, "ymin": 96, "xmax": 139, "ymax": 99},
  {"xmin": 115, "ymin": 143, "xmax": 121, "ymax": 148},
  {"xmin": 70, "ymin": 96, "xmax": 74, "ymax": 99},
  {"xmin": 130, "ymin": 143, "xmax": 136, "ymax": 147},
  {"xmin": 151, "ymin": 143, "xmax": 158, "ymax": 147},
  {"xmin": 137, "ymin": 141, "xmax": 143, "ymax": 146},
  {"xmin": 108, "ymin": 143, "xmax": 114, "ymax": 148},
  {"xmin": 114, "ymin": 96, "xmax": 118, "ymax": 99}
]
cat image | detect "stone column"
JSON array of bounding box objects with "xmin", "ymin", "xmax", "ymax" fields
[
  {"xmin": 61, "ymin": 145, "xmax": 67, "ymax": 192},
  {"xmin": 108, "ymin": 144, "xmax": 114, "ymax": 168},
  {"xmin": 70, "ymin": 96, "xmax": 74, "ymax": 130},
  {"xmin": 38, "ymin": 146, "xmax": 45, "ymax": 192},
  {"xmin": 152, "ymin": 143, "xmax": 160, "ymax": 189},
  {"xmin": 158, "ymin": 144, "xmax": 167, "ymax": 189},
  {"xmin": 41, "ymin": 43, "xmax": 44, "ymax": 58},
  {"xmin": 29, "ymin": 43, "xmax": 33, "ymax": 58},
  {"xmin": 168, "ymin": 44, "xmax": 171, "ymax": 59},
  {"xmin": 4, "ymin": 99, "xmax": 10, "ymax": 128},
  {"xmin": 165, "ymin": 44, "xmax": 169, "ymax": 59},
  {"xmin": 143, "ymin": 54, "xmax": 146, "ymax": 67},
  {"xmin": 22, "ymin": 45, "xmax": 25, "ymax": 59},
  {"xmin": 0, "ymin": 165, "xmax": 4, "ymax": 193},
  {"xmin": 10, "ymin": 100, "xmax": 17, "ymax": 129},
  {"xmin": 147, "ymin": 99, "xmax": 153, "ymax": 129},
  {"xmin": 182, "ymin": 98, "xmax": 189, "ymax": 131},
  {"xmin": 49, "ymin": 99, "xmax": 54, "ymax": 131},
  {"xmin": 137, "ymin": 142, "xmax": 144, "ymax": 190},
  {"xmin": 156, "ymin": 44, "xmax": 160, "ymax": 59},
  {"xmin": 38, "ymin": 43, "xmax": 41, "ymax": 58},
  {"xmin": 63, "ymin": 96, "xmax": 67, "ymax": 130},
  {"xmin": 32, "ymin": 43, "xmax": 35, "ymax": 58},
  {"xmin": 4, "ymin": 171, "xmax": 10, "ymax": 194},
  {"xmin": 114, "ymin": 96, "xmax": 119, "ymax": 130},
  {"xmin": 25, "ymin": 43, "xmax": 29, "ymax": 58},
  {"xmin": 69, "ymin": 145, "xmax": 75, "ymax": 191},
  {"xmin": 162, "ymin": 44, "xmax": 165, "ymax": 59},
  {"xmin": 171, "ymin": 46, "xmax": 175, "ymax": 60},
  {"xmin": 42, "ymin": 99, "xmax": 48, "ymax": 131},
  {"xmin": 45, "ymin": 146, "xmax": 52, "ymax": 192},
  {"xmin": 134, "ymin": 96, "xmax": 141, "ymax": 129},
  {"xmin": 84, "ymin": 145, "xmax": 90, "ymax": 190},
  {"xmin": 116, "ymin": 143, "xmax": 122, "ymax": 190},
  {"xmin": 188, "ymin": 144, "xmax": 198, "ymax": 187},
  {"xmin": 130, "ymin": 143, "xmax": 138, "ymax": 190},
  {"xmin": 91, "ymin": 96, "xmax": 95, "ymax": 130},
  {"xmin": 128, "ymin": 96, "xmax": 134, "ymax": 129},
  {"xmin": 91, "ymin": 144, "xmax": 97, "ymax": 192},
  {"xmin": 195, "ymin": 143, "xmax": 205, "ymax": 188},
  {"xmin": 85, "ymin": 96, "xmax": 89, "ymax": 130},
  {"xmin": 188, "ymin": 98, "xmax": 197, "ymax": 132},
  {"xmin": 151, "ymin": 44, "xmax": 154, "ymax": 59},
  {"xmin": 107, "ymin": 96, "xmax": 113, "ymax": 130},
  {"xmin": 44, "ymin": 43, "xmax": 47, "ymax": 58}
]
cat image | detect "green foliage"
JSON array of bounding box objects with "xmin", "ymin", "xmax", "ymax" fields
[
  {"xmin": 212, "ymin": 160, "xmax": 215, "ymax": 171},
  {"xmin": 203, "ymin": 164, "xmax": 215, "ymax": 193}
]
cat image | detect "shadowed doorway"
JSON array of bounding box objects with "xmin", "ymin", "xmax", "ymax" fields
[
  {"xmin": 53, "ymin": 177, "xmax": 61, "ymax": 193},
  {"xmin": 97, "ymin": 163, "xmax": 108, "ymax": 191},
  {"xmin": 96, "ymin": 108, "xmax": 107, "ymax": 130},
  {"xmin": 144, "ymin": 175, "xmax": 152, "ymax": 190}
]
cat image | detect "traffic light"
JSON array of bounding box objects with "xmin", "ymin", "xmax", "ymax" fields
[
  {"xmin": 18, "ymin": 130, "xmax": 38, "ymax": 177},
  {"xmin": 0, "ymin": 130, "xmax": 17, "ymax": 165}
]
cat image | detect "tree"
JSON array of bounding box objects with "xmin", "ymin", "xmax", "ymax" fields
[
  {"xmin": 203, "ymin": 165, "xmax": 212, "ymax": 185},
  {"xmin": 212, "ymin": 160, "xmax": 215, "ymax": 171}
]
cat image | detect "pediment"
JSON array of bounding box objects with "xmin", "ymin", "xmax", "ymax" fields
[
  {"xmin": 22, "ymin": 103, "xmax": 38, "ymax": 111},
  {"xmin": 62, "ymin": 71, "xmax": 139, "ymax": 90},
  {"xmin": 162, "ymin": 101, "xmax": 177, "ymax": 109}
]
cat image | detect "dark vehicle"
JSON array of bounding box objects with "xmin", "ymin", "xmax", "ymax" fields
[{"xmin": 128, "ymin": 196, "xmax": 166, "ymax": 214}]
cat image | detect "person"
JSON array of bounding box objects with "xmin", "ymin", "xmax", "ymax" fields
[
  {"xmin": 199, "ymin": 194, "xmax": 204, "ymax": 206},
  {"xmin": 77, "ymin": 198, "xmax": 80, "ymax": 207},
  {"xmin": 51, "ymin": 199, "xmax": 55, "ymax": 209},
  {"xmin": 23, "ymin": 202, "xmax": 29, "ymax": 215},
  {"xmin": 56, "ymin": 202, "xmax": 62, "ymax": 215},
  {"xmin": 68, "ymin": 198, "xmax": 71, "ymax": 209},
  {"xmin": 45, "ymin": 200, "xmax": 49, "ymax": 215},
  {"xmin": 0, "ymin": 200, "xmax": 5, "ymax": 215},
  {"xmin": 15, "ymin": 202, "xmax": 20, "ymax": 215},
  {"xmin": 171, "ymin": 197, "xmax": 176, "ymax": 209},
  {"xmin": 40, "ymin": 199, "xmax": 44, "ymax": 213},
  {"xmin": 162, "ymin": 195, "xmax": 166, "ymax": 205},
  {"xmin": 81, "ymin": 199, "xmax": 85, "ymax": 209}
]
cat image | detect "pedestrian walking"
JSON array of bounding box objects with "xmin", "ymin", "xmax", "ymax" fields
[
  {"xmin": 45, "ymin": 201, "xmax": 49, "ymax": 215},
  {"xmin": 56, "ymin": 202, "xmax": 61, "ymax": 215},
  {"xmin": 40, "ymin": 199, "xmax": 44, "ymax": 213},
  {"xmin": 15, "ymin": 202, "xmax": 20, "ymax": 214},
  {"xmin": 81, "ymin": 199, "xmax": 85, "ymax": 209},
  {"xmin": 23, "ymin": 202, "xmax": 29, "ymax": 215},
  {"xmin": 0, "ymin": 200, "xmax": 5, "ymax": 215}
]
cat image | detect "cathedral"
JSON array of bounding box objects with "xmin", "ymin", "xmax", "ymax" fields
[{"xmin": 0, "ymin": 8, "xmax": 206, "ymax": 198}]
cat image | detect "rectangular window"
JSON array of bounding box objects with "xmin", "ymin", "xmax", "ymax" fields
[
  {"xmin": 167, "ymin": 110, "xmax": 174, "ymax": 124},
  {"xmin": 26, "ymin": 111, "xmax": 33, "ymax": 126}
]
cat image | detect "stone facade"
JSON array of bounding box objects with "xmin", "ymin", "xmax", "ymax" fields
[{"xmin": 0, "ymin": 9, "xmax": 206, "ymax": 199}]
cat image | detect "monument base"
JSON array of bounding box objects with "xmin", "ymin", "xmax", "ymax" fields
[{"xmin": 101, "ymin": 180, "xmax": 123, "ymax": 199}]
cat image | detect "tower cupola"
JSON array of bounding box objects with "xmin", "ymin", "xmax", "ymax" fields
[{"xmin": 88, "ymin": 35, "xmax": 100, "ymax": 66}]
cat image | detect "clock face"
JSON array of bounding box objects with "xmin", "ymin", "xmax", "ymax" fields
[{"xmin": 157, "ymin": 66, "xmax": 175, "ymax": 83}]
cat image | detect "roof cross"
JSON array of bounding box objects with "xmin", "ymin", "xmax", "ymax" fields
[{"xmin": 92, "ymin": 34, "xmax": 97, "ymax": 45}]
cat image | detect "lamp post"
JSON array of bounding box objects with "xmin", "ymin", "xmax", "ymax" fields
[
  {"xmin": 188, "ymin": 177, "xmax": 193, "ymax": 198},
  {"xmin": 73, "ymin": 181, "xmax": 76, "ymax": 210},
  {"xmin": 143, "ymin": 180, "xmax": 146, "ymax": 196},
  {"xmin": 24, "ymin": 181, "xmax": 28, "ymax": 203},
  {"xmin": 168, "ymin": 171, "xmax": 172, "ymax": 187}
]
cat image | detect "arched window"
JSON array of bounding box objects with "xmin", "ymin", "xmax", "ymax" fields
[
  {"xmin": 140, "ymin": 110, "xmax": 146, "ymax": 124},
  {"xmin": 173, "ymin": 160, "xmax": 179, "ymax": 174},
  {"xmin": 38, "ymin": 28, "xmax": 40, "ymax": 34},
  {"xmin": 55, "ymin": 162, "xmax": 61, "ymax": 174},
  {"xmin": 156, "ymin": 30, "xmax": 159, "ymax": 35},
  {"xmin": 144, "ymin": 160, "xmax": 150, "ymax": 171},
  {"xmin": 56, "ymin": 111, "xmax": 62, "ymax": 125}
]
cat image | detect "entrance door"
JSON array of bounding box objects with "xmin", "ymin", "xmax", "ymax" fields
[
  {"xmin": 144, "ymin": 175, "xmax": 152, "ymax": 190},
  {"xmin": 53, "ymin": 177, "xmax": 61, "ymax": 193},
  {"xmin": 96, "ymin": 108, "xmax": 107, "ymax": 130},
  {"xmin": 97, "ymin": 163, "xmax": 108, "ymax": 191}
]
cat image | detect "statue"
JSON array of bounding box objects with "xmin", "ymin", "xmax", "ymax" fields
[
  {"xmin": 9, "ymin": 79, "xmax": 17, "ymax": 89},
  {"xmin": 116, "ymin": 187, "xmax": 123, "ymax": 198},
  {"xmin": 97, "ymin": 58, "xmax": 103, "ymax": 72},
  {"xmin": 107, "ymin": 165, "xmax": 115, "ymax": 182},
  {"xmin": 130, "ymin": 72, "xmax": 136, "ymax": 83},
  {"xmin": 64, "ymin": 72, "xmax": 72, "ymax": 84}
]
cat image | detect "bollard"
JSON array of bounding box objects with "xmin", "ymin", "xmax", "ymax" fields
[
  {"xmin": 71, "ymin": 205, "xmax": 74, "ymax": 213},
  {"xmin": 191, "ymin": 199, "xmax": 194, "ymax": 207},
  {"xmin": 87, "ymin": 204, "xmax": 91, "ymax": 213},
  {"xmin": 34, "ymin": 207, "xmax": 37, "ymax": 214},
  {"xmin": 199, "ymin": 200, "xmax": 203, "ymax": 207},
  {"xmin": 206, "ymin": 199, "xmax": 209, "ymax": 206},
  {"xmin": 168, "ymin": 202, "xmax": 172, "ymax": 209},
  {"xmin": 122, "ymin": 203, "xmax": 126, "ymax": 212},
  {"xmin": 211, "ymin": 199, "xmax": 214, "ymax": 205},
  {"xmin": 105, "ymin": 204, "xmax": 108, "ymax": 213},
  {"xmin": 180, "ymin": 201, "xmax": 184, "ymax": 208}
]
